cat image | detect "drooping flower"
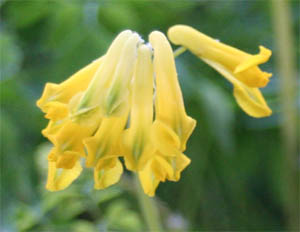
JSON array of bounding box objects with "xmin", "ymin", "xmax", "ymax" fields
[
  {"xmin": 83, "ymin": 115, "xmax": 128, "ymax": 189},
  {"xmin": 37, "ymin": 29, "xmax": 196, "ymax": 196},
  {"xmin": 122, "ymin": 44, "xmax": 155, "ymax": 172},
  {"xmin": 73, "ymin": 30, "xmax": 141, "ymax": 118},
  {"xmin": 38, "ymin": 25, "xmax": 271, "ymax": 197},
  {"xmin": 37, "ymin": 59, "xmax": 104, "ymax": 191},
  {"xmin": 136, "ymin": 31, "xmax": 196, "ymax": 196},
  {"xmin": 77, "ymin": 30, "xmax": 142, "ymax": 189},
  {"xmin": 149, "ymin": 31, "xmax": 196, "ymax": 153},
  {"xmin": 36, "ymin": 57, "xmax": 104, "ymax": 114},
  {"xmin": 168, "ymin": 25, "xmax": 272, "ymax": 118}
]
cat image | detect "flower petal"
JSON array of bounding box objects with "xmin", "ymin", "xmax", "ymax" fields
[
  {"xmin": 138, "ymin": 161, "xmax": 160, "ymax": 197},
  {"xmin": 56, "ymin": 151, "xmax": 80, "ymax": 169},
  {"xmin": 76, "ymin": 30, "xmax": 140, "ymax": 117},
  {"xmin": 42, "ymin": 119, "xmax": 66, "ymax": 138},
  {"xmin": 49, "ymin": 120, "xmax": 97, "ymax": 155},
  {"xmin": 102, "ymin": 33, "xmax": 141, "ymax": 116},
  {"xmin": 150, "ymin": 152, "xmax": 190, "ymax": 182},
  {"xmin": 37, "ymin": 57, "xmax": 103, "ymax": 112},
  {"xmin": 46, "ymin": 160, "xmax": 82, "ymax": 191},
  {"xmin": 202, "ymin": 58, "xmax": 272, "ymax": 117},
  {"xmin": 234, "ymin": 46, "xmax": 272, "ymax": 74},
  {"xmin": 44, "ymin": 102, "xmax": 69, "ymax": 121},
  {"xmin": 84, "ymin": 113, "xmax": 128, "ymax": 168},
  {"xmin": 151, "ymin": 120, "xmax": 181, "ymax": 156},
  {"xmin": 151, "ymin": 154, "xmax": 174, "ymax": 182},
  {"xmin": 166, "ymin": 153, "xmax": 191, "ymax": 181},
  {"xmin": 94, "ymin": 158, "xmax": 123, "ymax": 190}
]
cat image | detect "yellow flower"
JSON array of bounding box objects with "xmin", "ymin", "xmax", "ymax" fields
[
  {"xmin": 84, "ymin": 115, "xmax": 128, "ymax": 168},
  {"xmin": 41, "ymin": 111, "xmax": 101, "ymax": 189},
  {"xmin": 122, "ymin": 44, "xmax": 155, "ymax": 171},
  {"xmin": 150, "ymin": 31, "xmax": 196, "ymax": 152},
  {"xmin": 137, "ymin": 31, "xmax": 196, "ymax": 195},
  {"xmin": 38, "ymin": 30, "xmax": 141, "ymax": 191},
  {"xmin": 37, "ymin": 29, "xmax": 196, "ymax": 195},
  {"xmin": 78, "ymin": 31, "xmax": 143, "ymax": 189},
  {"xmin": 74, "ymin": 30, "xmax": 141, "ymax": 118},
  {"xmin": 83, "ymin": 113, "xmax": 128, "ymax": 190},
  {"xmin": 39, "ymin": 26, "xmax": 271, "ymax": 196},
  {"xmin": 138, "ymin": 154, "xmax": 190, "ymax": 197},
  {"xmin": 37, "ymin": 62, "xmax": 103, "ymax": 190},
  {"xmin": 36, "ymin": 57, "xmax": 103, "ymax": 114},
  {"xmin": 168, "ymin": 25, "xmax": 272, "ymax": 118},
  {"xmin": 40, "ymin": 91, "xmax": 102, "ymax": 175}
]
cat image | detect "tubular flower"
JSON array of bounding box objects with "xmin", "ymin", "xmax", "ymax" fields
[
  {"xmin": 150, "ymin": 31, "xmax": 196, "ymax": 153},
  {"xmin": 122, "ymin": 44, "xmax": 155, "ymax": 171},
  {"xmin": 73, "ymin": 30, "xmax": 141, "ymax": 118},
  {"xmin": 168, "ymin": 25, "xmax": 272, "ymax": 118},
  {"xmin": 36, "ymin": 57, "xmax": 103, "ymax": 114},
  {"xmin": 38, "ymin": 61, "xmax": 104, "ymax": 191},
  {"xmin": 136, "ymin": 32, "xmax": 196, "ymax": 196},
  {"xmin": 83, "ymin": 114, "xmax": 128, "ymax": 188}
]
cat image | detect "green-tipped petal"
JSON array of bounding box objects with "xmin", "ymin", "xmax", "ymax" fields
[
  {"xmin": 84, "ymin": 113, "xmax": 128, "ymax": 168},
  {"xmin": 37, "ymin": 57, "xmax": 103, "ymax": 112},
  {"xmin": 138, "ymin": 161, "xmax": 161, "ymax": 197},
  {"xmin": 46, "ymin": 160, "xmax": 82, "ymax": 191},
  {"xmin": 94, "ymin": 158, "xmax": 123, "ymax": 189},
  {"xmin": 76, "ymin": 31, "xmax": 140, "ymax": 117},
  {"xmin": 44, "ymin": 102, "xmax": 69, "ymax": 121}
]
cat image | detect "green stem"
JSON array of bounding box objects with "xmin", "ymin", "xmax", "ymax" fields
[
  {"xmin": 271, "ymin": 0, "xmax": 299, "ymax": 230},
  {"xmin": 174, "ymin": 46, "xmax": 187, "ymax": 58},
  {"xmin": 134, "ymin": 175, "xmax": 163, "ymax": 231}
]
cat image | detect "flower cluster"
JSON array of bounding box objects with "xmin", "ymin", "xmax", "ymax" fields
[
  {"xmin": 37, "ymin": 25, "xmax": 272, "ymax": 196},
  {"xmin": 37, "ymin": 30, "xmax": 196, "ymax": 196}
]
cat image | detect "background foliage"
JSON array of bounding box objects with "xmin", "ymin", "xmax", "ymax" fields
[{"xmin": 0, "ymin": 0, "xmax": 299, "ymax": 231}]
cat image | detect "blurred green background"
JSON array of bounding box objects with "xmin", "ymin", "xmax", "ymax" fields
[{"xmin": 0, "ymin": 0, "xmax": 299, "ymax": 231}]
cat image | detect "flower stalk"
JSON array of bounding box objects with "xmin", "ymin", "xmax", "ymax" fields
[
  {"xmin": 134, "ymin": 175, "xmax": 163, "ymax": 232},
  {"xmin": 272, "ymin": 0, "xmax": 299, "ymax": 230},
  {"xmin": 173, "ymin": 46, "xmax": 187, "ymax": 58}
]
